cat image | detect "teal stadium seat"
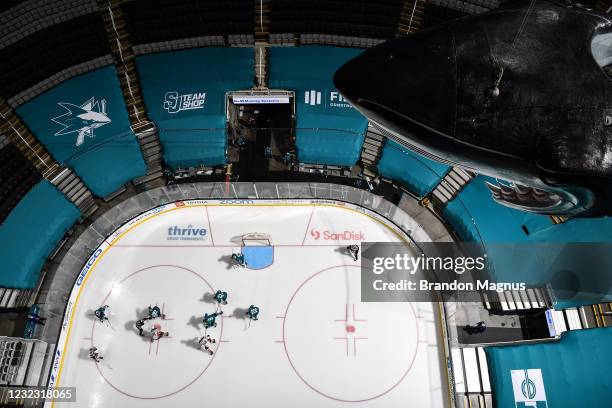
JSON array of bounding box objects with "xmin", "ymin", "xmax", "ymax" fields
[
  {"xmin": 136, "ymin": 48, "xmax": 254, "ymax": 169},
  {"xmin": 16, "ymin": 67, "xmax": 147, "ymax": 197},
  {"xmin": 269, "ymin": 46, "xmax": 368, "ymax": 166},
  {"xmin": 377, "ymin": 140, "xmax": 450, "ymax": 197},
  {"xmin": 0, "ymin": 181, "xmax": 80, "ymax": 289},
  {"xmin": 444, "ymin": 176, "xmax": 612, "ymax": 306}
]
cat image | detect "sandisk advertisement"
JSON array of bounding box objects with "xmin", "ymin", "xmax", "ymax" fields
[{"xmin": 310, "ymin": 228, "xmax": 365, "ymax": 241}]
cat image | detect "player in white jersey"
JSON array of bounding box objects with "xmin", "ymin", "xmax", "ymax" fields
[{"xmin": 198, "ymin": 334, "xmax": 216, "ymax": 355}]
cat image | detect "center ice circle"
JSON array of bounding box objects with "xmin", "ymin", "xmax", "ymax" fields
[
  {"xmin": 91, "ymin": 265, "xmax": 221, "ymax": 399},
  {"xmin": 282, "ymin": 265, "xmax": 420, "ymax": 402}
]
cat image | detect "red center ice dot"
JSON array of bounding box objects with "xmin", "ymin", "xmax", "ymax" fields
[{"xmin": 346, "ymin": 325, "xmax": 356, "ymax": 333}]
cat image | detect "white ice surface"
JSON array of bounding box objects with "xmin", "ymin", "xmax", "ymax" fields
[{"xmin": 52, "ymin": 202, "xmax": 446, "ymax": 408}]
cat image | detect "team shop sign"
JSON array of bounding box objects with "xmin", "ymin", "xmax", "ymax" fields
[{"xmin": 164, "ymin": 91, "xmax": 206, "ymax": 114}]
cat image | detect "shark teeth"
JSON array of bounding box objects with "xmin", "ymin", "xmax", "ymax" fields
[{"xmin": 485, "ymin": 181, "xmax": 563, "ymax": 211}]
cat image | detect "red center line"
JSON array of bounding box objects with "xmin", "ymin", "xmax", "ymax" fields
[
  {"xmin": 353, "ymin": 304, "xmax": 367, "ymax": 322},
  {"xmin": 301, "ymin": 205, "xmax": 316, "ymax": 245},
  {"xmin": 161, "ymin": 303, "xmax": 174, "ymax": 320},
  {"xmin": 334, "ymin": 304, "xmax": 349, "ymax": 322}
]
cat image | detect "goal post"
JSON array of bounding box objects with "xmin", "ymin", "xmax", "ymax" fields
[
  {"xmin": 240, "ymin": 233, "xmax": 274, "ymax": 269},
  {"xmin": 241, "ymin": 232, "xmax": 272, "ymax": 247}
]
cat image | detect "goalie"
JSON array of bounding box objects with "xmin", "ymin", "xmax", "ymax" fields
[{"xmin": 231, "ymin": 252, "xmax": 246, "ymax": 267}]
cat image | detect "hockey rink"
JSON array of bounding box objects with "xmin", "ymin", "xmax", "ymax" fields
[{"xmin": 49, "ymin": 200, "xmax": 448, "ymax": 407}]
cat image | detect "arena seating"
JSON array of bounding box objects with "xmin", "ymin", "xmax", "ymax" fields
[
  {"xmin": 0, "ymin": 145, "xmax": 41, "ymax": 225},
  {"xmin": 0, "ymin": 1, "xmax": 99, "ymax": 48},
  {"xmin": 15, "ymin": 67, "xmax": 147, "ymax": 197},
  {"xmin": 442, "ymin": 176, "xmax": 550, "ymax": 288},
  {"xmin": 418, "ymin": 2, "xmax": 469, "ymax": 28},
  {"xmin": 377, "ymin": 140, "xmax": 450, "ymax": 197},
  {"xmin": 122, "ymin": 0, "xmax": 253, "ymax": 45},
  {"xmin": 0, "ymin": 133, "xmax": 7, "ymax": 150},
  {"xmin": 528, "ymin": 217, "xmax": 612, "ymax": 308},
  {"xmin": 0, "ymin": 180, "xmax": 80, "ymax": 289},
  {"xmin": 0, "ymin": 8, "xmax": 110, "ymax": 102},
  {"xmin": 443, "ymin": 176, "xmax": 552, "ymax": 244},
  {"xmin": 271, "ymin": 0, "xmax": 403, "ymax": 39},
  {"xmin": 0, "ymin": 0, "xmax": 23, "ymax": 13},
  {"xmin": 136, "ymin": 47, "xmax": 254, "ymax": 169},
  {"xmin": 269, "ymin": 46, "xmax": 368, "ymax": 166},
  {"xmin": 442, "ymin": 176, "xmax": 612, "ymax": 307},
  {"xmin": 486, "ymin": 327, "xmax": 612, "ymax": 407}
]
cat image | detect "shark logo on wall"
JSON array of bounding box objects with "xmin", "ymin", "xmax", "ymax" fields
[{"xmin": 51, "ymin": 97, "xmax": 111, "ymax": 146}]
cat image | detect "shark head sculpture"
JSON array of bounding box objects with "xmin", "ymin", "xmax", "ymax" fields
[{"xmin": 334, "ymin": 1, "xmax": 612, "ymax": 217}]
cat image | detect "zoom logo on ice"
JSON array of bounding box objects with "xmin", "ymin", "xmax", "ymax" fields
[
  {"xmin": 219, "ymin": 199, "xmax": 254, "ymax": 204},
  {"xmin": 310, "ymin": 229, "xmax": 365, "ymax": 241},
  {"xmin": 511, "ymin": 369, "xmax": 548, "ymax": 408},
  {"xmin": 167, "ymin": 225, "xmax": 207, "ymax": 241}
]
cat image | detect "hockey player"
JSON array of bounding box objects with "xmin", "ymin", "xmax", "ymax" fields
[
  {"xmin": 135, "ymin": 319, "xmax": 145, "ymax": 336},
  {"xmin": 148, "ymin": 305, "xmax": 165, "ymax": 320},
  {"xmin": 198, "ymin": 334, "xmax": 216, "ymax": 355},
  {"xmin": 347, "ymin": 244, "xmax": 360, "ymax": 261},
  {"xmin": 214, "ymin": 290, "xmax": 228, "ymax": 306},
  {"xmin": 246, "ymin": 305, "xmax": 260, "ymax": 321},
  {"xmin": 89, "ymin": 347, "xmax": 103, "ymax": 362},
  {"xmin": 94, "ymin": 305, "xmax": 109, "ymax": 322},
  {"xmin": 203, "ymin": 311, "xmax": 223, "ymax": 329},
  {"xmin": 150, "ymin": 323, "xmax": 169, "ymax": 342},
  {"xmin": 231, "ymin": 252, "xmax": 246, "ymax": 267}
]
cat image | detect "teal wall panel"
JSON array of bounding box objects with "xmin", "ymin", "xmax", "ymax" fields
[
  {"xmin": 269, "ymin": 46, "xmax": 367, "ymax": 166},
  {"xmin": 16, "ymin": 67, "xmax": 146, "ymax": 196},
  {"xmin": 486, "ymin": 328, "xmax": 612, "ymax": 408},
  {"xmin": 377, "ymin": 140, "xmax": 450, "ymax": 197},
  {"xmin": 0, "ymin": 181, "xmax": 80, "ymax": 288},
  {"xmin": 137, "ymin": 48, "xmax": 254, "ymax": 169}
]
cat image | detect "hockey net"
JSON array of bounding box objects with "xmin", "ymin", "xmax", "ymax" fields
[{"xmin": 241, "ymin": 232, "xmax": 272, "ymax": 246}]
